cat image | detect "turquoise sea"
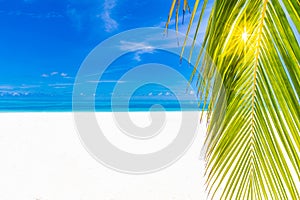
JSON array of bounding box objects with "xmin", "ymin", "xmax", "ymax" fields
[{"xmin": 0, "ymin": 97, "xmax": 203, "ymax": 112}]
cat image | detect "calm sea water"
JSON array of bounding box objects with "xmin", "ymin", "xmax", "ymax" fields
[{"xmin": 0, "ymin": 98, "xmax": 204, "ymax": 112}]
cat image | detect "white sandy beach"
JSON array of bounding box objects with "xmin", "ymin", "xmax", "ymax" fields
[{"xmin": 0, "ymin": 112, "xmax": 207, "ymax": 200}]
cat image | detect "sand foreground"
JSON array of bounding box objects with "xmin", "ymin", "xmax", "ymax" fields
[{"xmin": 0, "ymin": 112, "xmax": 207, "ymax": 200}]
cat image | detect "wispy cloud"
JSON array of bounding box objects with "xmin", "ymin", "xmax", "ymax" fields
[
  {"xmin": 48, "ymin": 83, "xmax": 74, "ymax": 87},
  {"xmin": 0, "ymin": 85, "xmax": 14, "ymax": 90},
  {"xmin": 63, "ymin": 76, "xmax": 73, "ymax": 79},
  {"xmin": 51, "ymin": 72, "xmax": 58, "ymax": 76},
  {"xmin": 0, "ymin": 9, "xmax": 64, "ymax": 19},
  {"xmin": 87, "ymin": 80, "xmax": 125, "ymax": 84},
  {"xmin": 133, "ymin": 53, "xmax": 143, "ymax": 62},
  {"xmin": 0, "ymin": 84, "xmax": 42, "ymax": 97},
  {"xmin": 100, "ymin": 0, "xmax": 118, "ymax": 32},
  {"xmin": 134, "ymin": 49, "xmax": 155, "ymax": 62},
  {"xmin": 66, "ymin": 6, "xmax": 83, "ymax": 31},
  {"xmin": 41, "ymin": 74, "xmax": 49, "ymax": 78},
  {"xmin": 19, "ymin": 84, "xmax": 40, "ymax": 89},
  {"xmin": 0, "ymin": 84, "xmax": 40, "ymax": 90},
  {"xmin": 11, "ymin": 92, "xmax": 21, "ymax": 96},
  {"xmin": 61, "ymin": 73, "xmax": 68, "ymax": 77},
  {"xmin": 0, "ymin": 90, "xmax": 32, "ymax": 97},
  {"xmin": 119, "ymin": 41, "xmax": 155, "ymax": 62},
  {"xmin": 42, "ymin": 72, "xmax": 69, "ymax": 78},
  {"xmin": 119, "ymin": 41, "xmax": 154, "ymax": 51}
]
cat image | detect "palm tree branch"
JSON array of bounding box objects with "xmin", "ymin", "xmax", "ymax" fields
[{"xmin": 166, "ymin": 0, "xmax": 300, "ymax": 199}]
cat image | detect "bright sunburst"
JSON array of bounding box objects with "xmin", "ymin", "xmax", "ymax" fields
[{"xmin": 242, "ymin": 28, "xmax": 249, "ymax": 42}]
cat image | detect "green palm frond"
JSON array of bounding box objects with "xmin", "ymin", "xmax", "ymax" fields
[{"xmin": 167, "ymin": 0, "xmax": 300, "ymax": 199}]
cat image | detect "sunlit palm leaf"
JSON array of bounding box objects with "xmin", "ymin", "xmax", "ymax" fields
[{"xmin": 167, "ymin": 0, "xmax": 300, "ymax": 199}]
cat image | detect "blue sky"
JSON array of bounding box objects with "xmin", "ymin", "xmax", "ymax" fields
[
  {"xmin": 0, "ymin": 0, "xmax": 298, "ymax": 106},
  {"xmin": 0, "ymin": 0, "xmax": 206, "ymax": 101}
]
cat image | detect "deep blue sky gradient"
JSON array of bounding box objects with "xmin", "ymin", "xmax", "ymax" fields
[{"xmin": 0, "ymin": 0, "xmax": 202, "ymax": 101}]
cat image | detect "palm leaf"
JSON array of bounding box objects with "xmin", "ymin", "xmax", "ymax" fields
[{"xmin": 167, "ymin": 0, "xmax": 300, "ymax": 199}]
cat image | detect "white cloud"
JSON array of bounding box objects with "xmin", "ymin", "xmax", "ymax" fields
[
  {"xmin": 0, "ymin": 85, "xmax": 40, "ymax": 92},
  {"xmin": 100, "ymin": 0, "xmax": 118, "ymax": 32},
  {"xmin": 12, "ymin": 92, "xmax": 20, "ymax": 96},
  {"xmin": 148, "ymin": 92, "xmax": 153, "ymax": 96},
  {"xmin": 120, "ymin": 41, "xmax": 154, "ymax": 51},
  {"xmin": 87, "ymin": 80, "xmax": 125, "ymax": 84},
  {"xmin": 51, "ymin": 72, "xmax": 58, "ymax": 76},
  {"xmin": 119, "ymin": 41, "xmax": 155, "ymax": 61},
  {"xmin": 158, "ymin": 92, "xmax": 163, "ymax": 96},
  {"xmin": 19, "ymin": 84, "xmax": 40, "ymax": 89},
  {"xmin": 48, "ymin": 83, "xmax": 74, "ymax": 87},
  {"xmin": 0, "ymin": 91, "xmax": 31, "ymax": 97},
  {"xmin": 42, "ymin": 72, "xmax": 71, "ymax": 79},
  {"xmin": 1, "ymin": 9, "xmax": 63, "ymax": 19},
  {"xmin": 133, "ymin": 53, "xmax": 142, "ymax": 62},
  {"xmin": 133, "ymin": 48, "xmax": 155, "ymax": 62},
  {"xmin": 0, "ymin": 85, "xmax": 13, "ymax": 90}
]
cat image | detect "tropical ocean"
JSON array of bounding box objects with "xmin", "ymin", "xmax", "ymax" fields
[{"xmin": 0, "ymin": 97, "xmax": 203, "ymax": 112}]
